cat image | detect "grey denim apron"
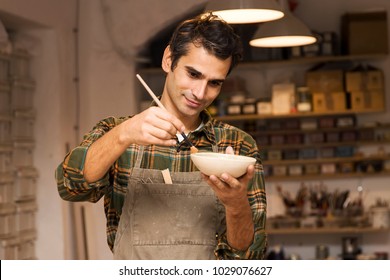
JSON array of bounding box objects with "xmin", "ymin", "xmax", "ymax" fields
[{"xmin": 113, "ymin": 145, "xmax": 225, "ymax": 260}]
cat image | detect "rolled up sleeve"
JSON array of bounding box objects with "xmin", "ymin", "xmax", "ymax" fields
[{"xmin": 55, "ymin": 116, "xmax": 127, "ymax": 203}]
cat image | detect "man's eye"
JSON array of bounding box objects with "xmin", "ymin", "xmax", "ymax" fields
[
  {"xmin": 188, "ymin": 71, "xmax": 199, "ymax": 78},
  {"xmin": 210, "ymin": 81, "xmax": 222, "ymax": 87}
]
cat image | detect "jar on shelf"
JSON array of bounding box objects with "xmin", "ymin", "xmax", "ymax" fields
[
  {"xmin": 242, "ymin": 97, "xmax": 257, "ymax": 114},
  {"xmin": 296, "ymin": 87, "xmax": 312, "ymax": 112}
]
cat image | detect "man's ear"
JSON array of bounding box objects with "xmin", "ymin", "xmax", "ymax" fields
[{"xmin": 161, "ymin": 46, "xmax": 172, "ymax": 73}]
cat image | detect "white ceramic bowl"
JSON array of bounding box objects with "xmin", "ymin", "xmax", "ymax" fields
[{"xmin": 190, "ymin": 152, "xmax": 256, "ymax": 178}]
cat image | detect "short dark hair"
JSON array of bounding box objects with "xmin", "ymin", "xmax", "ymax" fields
[{"xmin": 168, "ymin": 12, "xmax": 243, "ymax": 75}]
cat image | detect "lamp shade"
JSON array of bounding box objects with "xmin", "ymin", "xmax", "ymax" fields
[
  {"xmin": 205, "ymin": 0, "xmax": 284, "ymax": 24},
  {"xmin": 0, "ymin": 19, "xmax": 8, "ymax": 44},
  {"xmin": 249, "ymin": 9, "xmax": 317, "ymax": 47}
]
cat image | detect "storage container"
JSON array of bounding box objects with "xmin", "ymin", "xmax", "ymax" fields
[
  {"xmin": 300, "ymin": 118, "xmax": 317, "ymax": 130},
  {"xmin": 0, "ymin": 173, "xmax": 14, "ymax": 205},
  {"xmin": 242, "ymin": 98, "xmax": 256, "ymax": 114},
  {"xmin": 306, "ymin": 70, "xmax": 344, "ymax": 93},
  {"xmin": 268, "ymin": 150, "xmax": 282, "ymax": 161},
  {"xmin": 341, "ymin": 131, "xmax": 357, "ymax": 142},
  {"xmin": 14, "ymin": 167, "xmax": 38, "ymax": 202},
  {"xmin": 305, "ymin": 164, "xmax": 320, "ymax": 174},
  {"xmin": 283, "ymin": 119, "xmax": 300, "ymax": 130},
  {"xmin": 0, "ymin": 203, "xmax": 17, "ymax": 238},
  {"xmin": 300, "ymin": 148, "xmax": 317, "ymax": 159},
  {"xmin": 226, "ymin": 103, "xmax": 241, "ymax": 115},
  {"xmin": 0, "ymin": 116, "xmax": 12, "ymax": 144},
  {"xmin": 325, "ymin": 132, "xmax": 340, "ymax": 143},
  {"xmin": 0, "ymin": 84, "xmax": 11, "ymax": 115},
  {"xmin": 357, "ymin": 160, "xmax": 383, "ymax": 173},
  {"xmin": 0, "ymin": 145, "xmax": 13, "ymax": 173},
  {"xmin": 350, "ymin": 90, "xmax": 385, "ymax": 111},
  {"xmin": 341, "ymin": 11, "xmax": 388, "ymax": 55},
  {"xmin": 273, "ymin": 165, "xmax": 287, "ymax": 176},
  {"xmin": 0, "ymin": 56, "xmax": 10, "ymax": 83},
  {"xmin": 0, "ymin": 236, "xmax": 19, "ymax": 260},
  {"xmin": 270, "ymin": 135, "xmax": 284, "ymax": 145},
  {"xmin": 312, "ymin": 91, "xmax": 346, "ymax": 112},
  {"xmin": 12, "ymin": 141, "xmax": 34, "ymax": 168},
  {"xmin": 307, "ymin": 132, "xmax": 325, "ymax": 143},
  {"xmin": 15, "ymin": 201, "xmax": 37, "ymax": 234},
  {"xmin": 12, "ymin": 110, "xmax": 35, "ymax": 141},
  {"xmin": 321, "ymin": 163, "xmax": 336, "ymax": 174},
  {"xmin": 288, "ymin": 165, "xmax": 303, "ymax": 176},
  {"xmin": 285, "ymin": 134, "xmax": 303, "ymax": 144},
  {"xmin": 318, "ymin": 116, "xmax": 335, "ymax": 128},
  {"xmin": 296, "ymin": 87, "xmax": 312, "ymax": 112},
  {"xmin": 9, "ymin": 51, "xmax": 31, "ymax": 79},
  {"xmin": 17, "ymin": 230, "xmax": 36, "ymax": 259},
  {"xmin": 346, "ymin": 70, "xmax": 384, "ymax": 91},
  {"xmin": 358, "ymin": 129, "xmax": 375, "ymax": 141},
  {"xmin": 283, "ymin": 149, "xmax": 299, "ymax": 160},
  {"xmin": 10, "ymin": 79, "xmax": 35, "ymax": 111},
  {"xmin": 337, "ymin": 116, "xmax": 355, "ymax": 127},
  {"xmin": 256, "ymin": 100, "xmax": 272, "ymax": 115},
  {"xmin": 335, "ymin": 146, "xmax": 354, "ymax": 157},
  {"xmin": 340, "ymin": 162, "xmax": 355, "ymax": 173},
  {"xmin": 267, "ymin": 119, "xmax": 282, "ymax": 130},
  {"xmin": 320, "ymin": 147, "xmax": 335, "ymax": 158}
]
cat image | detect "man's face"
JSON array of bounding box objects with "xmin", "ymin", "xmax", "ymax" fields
[{"xmin": 161, "ymin": 43, "xmax": 232, "ymax": 123}]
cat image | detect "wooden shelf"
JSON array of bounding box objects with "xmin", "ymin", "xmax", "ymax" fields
[
  {"xmin": 215, "ymin": 108, "xmax": 386, "ymax": 122},
  {"xmin": 238, "ymin": 53, "xmax": 388, "ymax": 68},
  {"xmin": 260, "ymin": 140, "xmax": 390, "ymax": 150},
  {"xmin": 266, "ymin": 155, "xmax": 390, "ymax": 165},
  {"xmin": 265, "ymin": 170, "xmax": 390, "ymax": 182},
  {"xmin": 251, "ymin": 124, "xmax": 390, "ymax": 136},
  {"xmin": 266, "ymin": 226, "xmax": 389, "ymax": 235}
]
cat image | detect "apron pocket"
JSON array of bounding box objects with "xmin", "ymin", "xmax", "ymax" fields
[{"xmin": 132, "ymin": 183, "xmax": 217, "ymax": 247}]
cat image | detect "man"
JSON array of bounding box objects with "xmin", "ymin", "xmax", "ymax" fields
[{"xmin": 56, "ymin": 12, "xmax": 267, "ymax": 260}]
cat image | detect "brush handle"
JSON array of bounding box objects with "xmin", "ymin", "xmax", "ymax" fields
[{"xmin": 136, "ymin": 74, "xmax": 165, "ymax": 110}]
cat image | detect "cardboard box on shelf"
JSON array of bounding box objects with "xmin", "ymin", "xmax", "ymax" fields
[
  {"xmin": 312, "ymin": 91, "xmax": 346, "ymax": 112},
  {"xmin": 341, "ymin": 11, "xmax": 388, "ymax": 55},
  {"xmin": 350, "ymin": 90, "xmax": 385, "ymax": 111},
  {"xmin": 346, "ymin": 70, "xmax": 384, "ymax": 92},
  {"xmin": 306, "ymin": 70, "xmax": 344, "ymax": 93}
]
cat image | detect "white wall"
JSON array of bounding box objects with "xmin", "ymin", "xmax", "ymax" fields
[{"xmin": 1, "ymin": 0, "xmax": 389, "ymax": 260}]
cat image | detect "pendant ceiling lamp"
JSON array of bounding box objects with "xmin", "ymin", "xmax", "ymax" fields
[
  {"xmin": 205, "ymin": 0, "xmax": 284, "ymax": 24},
  {"xmin": 249, "ymin": 0, "xmax": 316, "ymax": 47},
  {"xmin": 0, "ymin": 19, "xmax": 8, "ymax": 45}
]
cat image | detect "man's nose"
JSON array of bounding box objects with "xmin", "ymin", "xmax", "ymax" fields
[{"xmin": 193, "ymin": 81, "xmax": 208, "ymax": 99}]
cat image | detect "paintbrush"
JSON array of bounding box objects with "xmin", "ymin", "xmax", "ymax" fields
[{"xmin": 136, "ymin": 74, "xmax": 198, "ymax": 153}]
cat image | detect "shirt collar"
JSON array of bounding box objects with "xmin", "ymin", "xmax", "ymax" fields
[{"xmin": 196, "ymin": 110, "xmax": 217, "ymax": 144}]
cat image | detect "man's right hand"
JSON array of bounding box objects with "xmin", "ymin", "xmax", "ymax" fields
[{"xmin": 119, "ymin": 106, "xmax": 184, "ymax": 147}]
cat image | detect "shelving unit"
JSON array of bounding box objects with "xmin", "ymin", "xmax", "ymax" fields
[
  {"xmin": 217, "ymin": 110, "xmax": 390, "ymax": 181},
  {"xmin": 0, "ymin": 49, "xmax": 37, "ymax": 260},
  {"xmin": 267, "ymin": 227, "xmax": 389, "ymax": 235}
]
